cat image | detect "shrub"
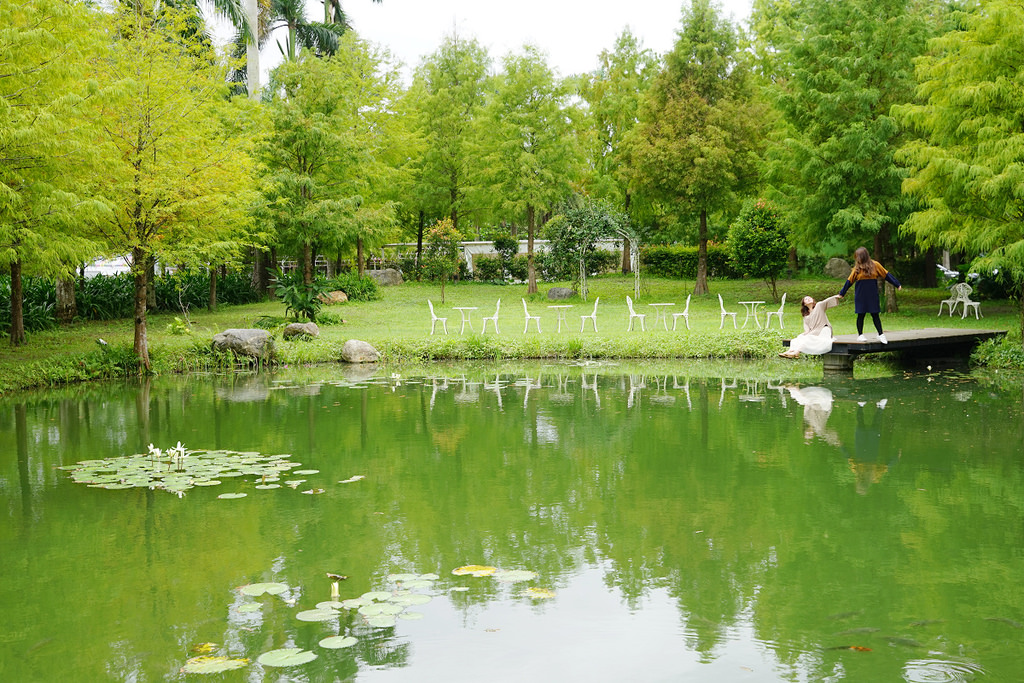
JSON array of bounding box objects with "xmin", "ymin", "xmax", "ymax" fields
[
  {"xmin": 474, "ymin": 255, "xmax": 505, "ymax": 282},
  {"xmin": 641, "ymin": 244, "xmax": 740, "ymax": 279},
  {"xmin": 0, "ymin": 276, "xmax": 58, "ymax": 334},
  {"xmin": 76, "ymin": 273, "xmax": 135, "ymax": 320},
  {"xmin": 728, "ymin": 199, "xmax": 789, "ymax": 299},
  {"xmin": 270, "ymin": 268, "xmax": 327, "ymax": 322},
  {"xmin": 325, "ymin": 271, "xmax": 380, "ymax": 302}
]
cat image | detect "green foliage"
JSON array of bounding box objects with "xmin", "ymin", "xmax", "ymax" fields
[
  {"xmin": 545, "ymin": 197, "xmax": 625, "ymax": 299},
  {"xmin": 492, "ymin": 232, "xmax": 519, "ymax": 280},
  {"xmin": 76, "ymin": 274, "xmax": 135, "ymax": 320},
  {"xmin": 641, "ymin": 245, "xmax": 740, "ymax": 279},
  {"xmin": 324, "ymin": 272, "xmax": 380, "ymax": 302},
  {"xmin": 728, "ymin": 199, "xmax": 789, "ymax": 299},
  {"xmin": 0, "ymin": 277, "xmax": 56, "ymax": 334},
  {"xmin": 270, "ymin": 269, "xmax": 327, "ymax": 322},
  {"xmin": 165, "ymin": 317, "xmax": 193, "ymax": 336},
  {"xmin": 474, "ymin": 256, "xmax": 505, "ymax": 283},
  {"xmin": 422, "ymin": 218, "xmax": 463, "ymax": 301}
]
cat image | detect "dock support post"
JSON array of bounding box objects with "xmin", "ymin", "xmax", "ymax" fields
[{"xmin": 823, "ymin": 353, "xmax": 855, "ymax": 373}]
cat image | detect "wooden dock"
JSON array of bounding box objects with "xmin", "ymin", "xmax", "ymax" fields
[{"xmin": 783, "ymin": 328, "xmax": 1007, "ymax": 372}]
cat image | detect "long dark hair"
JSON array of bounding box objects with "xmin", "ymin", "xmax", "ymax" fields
[
  {"xmin": 800, "ymin": 298, "xmax": 813, "ymax": 317},
  {"xmin": 853, "ymin": 247, "xmax": 877, "ymax": 279}
]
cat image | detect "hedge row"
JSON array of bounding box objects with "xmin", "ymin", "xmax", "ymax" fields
[{"xmin": 640, "ymin": 244, "xmax": 742, "ymax": 280}]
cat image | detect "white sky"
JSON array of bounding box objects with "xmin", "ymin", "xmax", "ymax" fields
[{"xmin": 215, "ymin": 0, "xmax": 754, "ymax": 82}]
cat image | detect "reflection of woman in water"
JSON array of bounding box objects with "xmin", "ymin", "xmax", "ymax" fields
[
  {"xmin": 847, "ymin": 399, "xmax": 899, "ymax": 495},
  {"xmin": 786, "ymin": 386, "xmax": 841, "ymax": 446},
  {"xmin": 779, "ymin": 295, "xmax": 843, "ymax": 358}
]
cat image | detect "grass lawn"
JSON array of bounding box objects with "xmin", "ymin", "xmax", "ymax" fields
[{"xmin": 0, "ymin": 275, "xmax": 1020, "ymax": 395}]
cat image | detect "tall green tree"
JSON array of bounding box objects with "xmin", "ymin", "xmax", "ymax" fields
[
  {"xmin": 407, "ymin": 33, "xmax": 491, "ymax": 235},
  {"xmin": 578, "ymin": 29, "xmax": 658, "ymax": 273},
  {"xmin": 485, "ymin": 45, "xmax": 580, "ymax": 294},
  {"xmin": 895, "ymin": 0, "xmax": 1024, "ymax": 339},
  {"xmin": 0, "ymin": 0, "xmax": 107, "ymax": 346},
  {"xmin": 87, "ymin": 7, "xmax": 258, "ymax": 368},
  {"xmin": 759, "ymin": 0, "xmax": 935, "ymax": 263},
  {"xmin": 260, "ymin": 34, "xmax": 399, "ymax": 284},
  {"xmin": 625, "ymin": 0, "xmax": 768, "ymax": 295}
]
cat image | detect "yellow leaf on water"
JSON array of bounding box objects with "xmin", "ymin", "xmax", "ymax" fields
[{"xmin": 452, "ymin": 565, "xmax": 497, "ymax": 577}]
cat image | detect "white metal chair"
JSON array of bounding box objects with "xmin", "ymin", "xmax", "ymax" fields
[
  {"xmin": 671, "ymin": 295, "xmax": 691, "ymax": 331},
  {"xmin": 957, "ymin": 283, "xmax": 982, "ymax": 319},
  {"xmin": 937, "ymin": 285, "xmax": 961, "ymax": 316},
  {"xmin": 626, "ymin": 295, "xmax": 646, "ymax": 331},
  {"xmin": 764, "ymin": 292, "xmax": 787, "ymax": 329},
  {"xmin": 481, "ymin": 299, "xmax": 501, "ymax": 333},
  {"xmin": 718, "ymin": 294, "xmax": 738, "ymax": 329},
  {"xmin": 580, "ymin": 297, "xmax": 599, "ymax": 332},
  {"xmin": 522, "ymin": 298, "xmax": 541, "ymax": 333},
  {"xmin": 428, "ymin": 300, "xmax": 448, "ymax": 335}
]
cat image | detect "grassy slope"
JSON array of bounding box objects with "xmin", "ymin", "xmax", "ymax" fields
[{"xmin": 0, "ymin": 275, "xmax": 1019, "ymax": 395}]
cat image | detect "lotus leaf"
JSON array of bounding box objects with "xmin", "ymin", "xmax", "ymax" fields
[
  {"xmin": 389, "ymin": 594, "xmax": 431, "ymax": 607},
  {"xmin": 402, "ymin": 579, "xmax": 434, "ymax": 590},
  {"xmin": 293, "ymin": 469, "xmax": 320, "ymax": 475},
  {"xmin": 340, "ymin": 597, "xmax": 372, "ymax": 609},
  {"xmin": 418, "ymin": 573, "xmax": 440, "ymax": 581},
  {"xmin": 358, "ymin": 603, "xmax": 386, "ymax": 617},
  {"xmin": 180, "ymin": 655, "xmax": 249, "ymax": 673},
  {"xmin": 523, "ymin": 587, "xmax": 556, "ymax": 599},
  {"xmin": 452, "ymin": 565, "xmax": 497, "ymax": 577},
  {"xmin": 494, "ymin": 570, "xmax": 537, "ymax": 583},
  {"xmin": 217, "ymin": 493, "xmax": 247, "ymax": 499},
  {"xmin": 318, "ymin": 635, "xmax": 358, "ymax": 649},
  {"xmin": 193, "ymin": 480, "xmax": 221, "ymax": 486},
  {"xmin": 296, "ymin": 608, "xmax": 340, "ymax": 622},
  {"xmin": 361, "ymin": 591, "xmax": 393, "ymax": 602},
  {"xmin": 239, "ymin": 582, "xmax": 288, "ymax": 596},
  {"xmin": 236, "ymin": 603, "xmax": 261, "ymax": 613},
  {"xmin": 339, "ymin": 475, "xmax": 365, "ymax": 483},
  {"xmin": 316, "ymin": 601, "xmax": 345, "ymax": 609},
  {"xmin": 254, "ymin": 484, "xmax": 280, "ymax": 490},
  {"xmin": 256, "ymin": 648, "xmax": 317, "ymax": 667},
  {"xmin": 365, "ymin": 615, "xmax": 397, "ymax": 628}
]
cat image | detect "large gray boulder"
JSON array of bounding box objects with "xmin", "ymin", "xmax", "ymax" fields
[
  {"xmin": 368, "ymin": 268, "xmax": 403, "ymax": 286},
  {"xmin": 824, "ymin": 257, "xmax": 851, "ymax": 279},
  {"xmin": 341, "ymin": 339, "xmax": 381, "ymax": 364},
  {"xmin": 211, "ymin": 329, "xmax": 274, "ymax": 361},
  {"xmin": 547, "ymin": 287, "xmax": 574, "ymax": 300},
  {"xmin": 283, "ymin": 322, "xmax": 319, "ymax": 340}
]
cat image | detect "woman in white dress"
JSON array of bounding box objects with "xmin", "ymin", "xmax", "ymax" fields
[{"xmin": 779, "ymin": 294, "xmax": 843, "ymax": 358}]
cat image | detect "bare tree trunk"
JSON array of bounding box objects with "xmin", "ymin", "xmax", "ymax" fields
[
  {"xmin": 132, "ymin": 247, "xmax": 151, "ymax": 370},
  {"xmin": 416, "ymin": 210, "xmax": 424, "ymax": 281},
  {"xmin": 788, "ymin": 247, "xmax": 798, "ymax": 275},
  {"xmin": 303, "ymin": 242, "xmax": 313, "ymax": 286},
  {"xmin": 208, "ymin": 266, "xmax": 217, "ymax": 311},
  {"xmin": 9, "ymin": 259, "xmax": 26, "ymax": 346},
  {"xmin": 694, "ymin": 208, "xmax": 709, "ymax": 295},
  {"xmin": 146, "ymin": 256, "xmax": 157, "ymax": 310},
  {"xmin": 357, "ymin": 237, "xmax": 365, "ymax": 276},
  {"xmin": 527, "ymin": 204, "xmax": 537, "ymax": 294},
  {"xmin": 56, "ymin": 276, "xmax": 77, "ymax": 324},
  {"xmin": 621, "ymin": 237, "xmax": 632, "ymax": 274}
]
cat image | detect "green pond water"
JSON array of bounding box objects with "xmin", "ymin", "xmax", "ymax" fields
[{"xmin": 1, "ymin": 361, "xmax": 1023, "ymax": 682}]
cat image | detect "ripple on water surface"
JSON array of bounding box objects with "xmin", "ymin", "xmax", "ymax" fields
[{"xmin": 903, "ymin": 658, "xmax": 985, "ymax": 682}]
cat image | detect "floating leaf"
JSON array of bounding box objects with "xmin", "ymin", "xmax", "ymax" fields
[
  {"xmin": 418, "ymin": 573, "xmax": 440, "ymax": 581},
  {"xmin": 452, "ymin": 565, "xmax": 496, "ymax": 577},
  {"xmin": 318, "ymin": 635, "xmax": 358, "ymax": 650},
  {"xmin": 451, "ymin": 587, "xmax": 470, "ymax": 592},
  {"xmin": 293, "ymin": 469, "xmax": 320, "ymax": 475},
  {"xmin": 254, "ymin": 484, "xmax": 280, "ymax": 490},
  {"xmin": 361, "ymin": 591, "xmax": 393, "ymax": 602},
  {"xmin": 181, "ymin": 655, "xmax": 249, "ymax": 673},
  {"xmin": 316, "ymin": 601, "xmax": 345, "ymax": 609},
  {"xmin": 217, "ymin": 492, "xmax": 247, "ymax": 499},
  {"xmin": 301, "ymin": 488, "xmax": 325, "ymax": 495},
  {"xmin": 256, "ymin": 648, "xmax": 317, "ymax": 667},
  {"xmin": 365, "ymin": 615, "xmax": 397, "ymax": 628},
  {"xmin": 389, "ymin": 593, "xmax": 431, "ymax": 607},
  {"xmin": 522, "ymin": 587, "xmax": 556, "ymax": 599},
  {"xmin": 494, "ymin": 569, "xmax": 537, "ymax": 583},
  {"xmin": 190, "ymin": 642, "xmax": 218, "ymax": 654},
  {"xmin": 402, "ymin": 579, "xmax": 434, "ymax": 590},
  {"xmin": 296, "ymin": 608, "xmax": 340, "ymax": 622},
  {"xmin": 398, "ymin": 612, "xmax": 425, "ymax": 620},
  {"xmin": 339, "ymin": 475, "xmax": 365, "ymax": 484},
  {"xmin": 239, "ymin": 582, "xmax": 289, "ymax": 597},
  {"xmin": 236, "ymin": 603, "xmax": 261, "ymax": 614},
  {"xmin": 387, "ymin": 573, "xmax": 419, "ymax": 582},
  {"xmin": 358, "ymin": 603, "xmax": 386, "ymax": 617},
  {"xmin": 340, "ymin": 597, "xmax": 373, "ymax": 609},
  {"xmin": 193, "ymin": 480, "xmax": 221, "ymax": 487}
]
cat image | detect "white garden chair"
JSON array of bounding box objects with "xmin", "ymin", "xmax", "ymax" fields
[
  {"xmin": 718, "ymin": 294, "xmax": 738, "ymax": 329},
  {"xmin": 937, "ymin": 285, "xmax": 961, "ymax": 316},
  {"xmin": 957, "ymin": 283, "xmax": 982, "ymax": 319},
  {"xmin": 764, "ymin": 292, "xmax": 787, "ymax": 329},
  {"xmin": 481, "ymin": 299, "xmax": 501, "ymax": 333},
  {"xmin": 427, "ymin": 300, "xmax": 448, "ymax": 335},
  {"xmin": 580, "ymin": 297, "xmax": 599, "ymax": 332},
  {"xmin": 522, "ymin": 298, "xmax": 541, "ymax": 333},
  {"xmin": 626, "ymin": 295, "xmax": 646, "ymax": 331},
  {"xmin": 671, "ymin": 295, "xmax": 691, "ymax": 331}
]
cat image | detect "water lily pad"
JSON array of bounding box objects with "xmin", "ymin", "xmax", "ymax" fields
[
  {"xmin": 256, "ymin": 648, "xmax": 317, "ymax": 667},
  {"xmin": 239, "ymin": 582, "xmax": 289, "ymax": 597},
  {"xmin": 451, "ymin": 587, "xmax": 470, "ymax": 592},
  {"xmin": 236, "ymin": 603, "xmax": 261, "ymax": 613},
  {"xmin": 387, "ymin": 573, "xmax": 419, "ymax": 582},
  {"xmin": 361, "ymin": 591, "xmax": 393, "ymax": 602},
  {"xmin": 317, "ymin": 601, "xmax": 345, "ymax": 609},
  {"xmin": 339, "ymin": 475, "xmax": 365, "ymax": 483},
  {"xmin": 193, "ymin": 480, "xmax": 221, "ymax": 486},
  {"xmin": 402, "ymin": 579, "xmax": 434, "ymax": 590},
  {"xmin": 318, "ymin": 635, "xmax": 358, "ymax": 649},
  {"xmin": 389, "ymin": 593, "xmax": 431, "ymax": 607},
  {"xmin": 300, "ymin": 488, "xmax": 325, "ymax": 495},
  {"xmin": 452, "ymin": 565, "xmax": 497, "ymax": 577},
  {"xmin": 398, "ymin": 612, "xmax": 425, "ymax": 620},
  {"xmin": 292, "ymin": 469, "xmax": 320, "ymax": 475},
  {"xmin": 217, "ymin": 492, "xmax": 247, "ymax": 499},
  {"xmin": 358, "ymin": 603, "xmax": 386, "ymax": 617},
  {"xmin": 494, "ymin": 569, "xmax": 537, "ymax": 583},
  {"xmin": 254, "ymin": 484, "xmax": 280, "ymax": 490},
  {"xmin": 339, "ymin": 597, "xmax": 373, "ymax": 609},
  {"xmin": 296, "ymin": 608, "xmax": 340, "ymax": 622},
  {"xmin": 418, "ymin": 573, "xmax": 440, "ymax": 581},
  {"xmin": 365, "ymin": 615, "xmax": 397, "ymax": 628},
  {"xmin": 522, "ymin": 587, "xmax": 556, "ymax": 599},
  {"xmin": 181, "ymin": 655, "xmax": 249, "ymax": 673}
]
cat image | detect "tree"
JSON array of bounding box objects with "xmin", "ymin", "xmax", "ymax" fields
[
  {"xmin": 578, "ymin": 29, "xmax": 658, "ymax": 273},
  {"xmin": 422, "ymin": 218, "xmax": 462, "ymax": 302},
  {"xmin": 759, "ymin": 0, "xmax": 934, "ymax": 272},
  {"xmin": 728, "ymin": 199, "xmax": 789, "ymax": 299},
  {"xmin": 408, "ymin": 33, "xmax": 491, "ymax": 235},
  {"xmin": 87, "ymin": 7, "xmax": 258, "ymax": 369},
  {"xmin": 0, "ymin": 0, "xmax": 107, "ymax": 346},
  {"xmin": 260, "ymin": 35, "xmax": 400, "ymax": 285},
  {"xmin": 894, "ymin": 0, "xmax": 1024, "ymax": 340},
  {"xmin": 545, "ymin": 196, "xmax": 624, "ymax": 301},
  {"xmin": 485, "ymin": 45, "xmax": 580, "ymax": 294},
  {"xmin": 625, "ymin": 0, "xmax": 768, "ymax": 296}
]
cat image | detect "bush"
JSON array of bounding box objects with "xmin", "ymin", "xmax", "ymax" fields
[
  {"xmin": 728, "ymin": 199, "xmax": 789, "ymax": 297},
  {"xmin": 270, "ymin": 268, "xmax": 327, "ymax": 322},
  {"xmin": 76, "ymin": 273, "xmax": 135, "ymax": 320},
  {"xmin": 0, "ymin": 276, "xmax": 58, "ymax": 334},
  {"xmin": 641, "ymin": 244, "xmax": 740, "ymax": 279},
  {"xmin": 325, "ymin": 271, "xmax": 380, "ymax": 302},
  {"xmin": 474, "ymin": 255, "xmax": 505, "ymax": 282}
]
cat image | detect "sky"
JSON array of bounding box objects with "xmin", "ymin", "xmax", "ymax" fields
[{"xmin": 218, "ymin": 0, "xmax": 755, "ymax": 82}]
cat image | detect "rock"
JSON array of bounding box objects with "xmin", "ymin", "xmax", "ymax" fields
[
  {"xmin": 547, "ymin": 287, "xmax": 574, "ymax": 300},
  {"xmin": 283, "ymin": 322, "xmax": 319, "ymax": 340},
  {"xmin": 368, "ymin": 268, "xmax": 403, "ymax": 286},
  {"xmin": 319, "ymin": 290, "xmax": 348, "ymax": 305},
  {"xmin": 211, "ymin": 329, "xmax": 274, "ymax": 361},
  {"xmin": 825, "ymin": 257, "xmax": 851, "ymax": 279},
  {"xmin": 341, "ymin": 339, "xmax": 381, "ymax": 364}
]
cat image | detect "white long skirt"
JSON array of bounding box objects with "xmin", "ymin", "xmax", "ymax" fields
[{"xmin": 788, "ymin": 327, "xmax": 834, "ymax": 355}]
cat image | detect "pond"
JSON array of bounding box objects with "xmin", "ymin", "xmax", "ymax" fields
[{"xmin": 1, "ymin": 361, "xmax": 1022, "ymax": 682}]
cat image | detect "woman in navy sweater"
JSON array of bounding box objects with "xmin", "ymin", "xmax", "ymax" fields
[{"xmin": 839, "ymin": 247, "xmax": 901, "ymax": 344}]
